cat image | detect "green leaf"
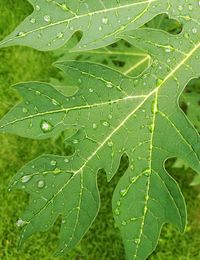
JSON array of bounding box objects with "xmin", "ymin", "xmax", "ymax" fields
[
  {"xmin": 0, "ymin": 0, "xmax": 173, "ymax": 51},
  {"xmin": 11, "ymin": 154, "xmax": 100, "ymax": 255},
  {"xmin": 1, "ymin": 2, "xmax": 200, "ymax": 259}
]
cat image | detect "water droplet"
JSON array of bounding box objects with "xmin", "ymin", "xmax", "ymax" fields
[
  {"xmin": 122, "ymin": 220, "xmax": 127, "ymax": 226},
  {"xmin": 40, "ymin": 120, "xmax": 53, "ymax": 133},
  {"xmin": 108, "ymin": 114, "xmax": 112, "ymax": 119},
  {"xmin": 44, "ymin": 15, "xmax": 51, "ymax": 22},
  {"xmin": 114, "ymin": 208, "xmax": 120, "ymax": 216},
  {"xmin": 16, "ymin": 219, "xmax": 26, "ymax": 227},
  {"xmin": 92, "ymin": 123, "xmax": 97, "ymax": 129},
  {"xmin": 106, "ymin": 82, "xmax": 113, "ymax": 88},
  {"xmin": 54, "ymin": 168, "xmax": 62, "ymax": 174},
  {"xmin": 38, "ymin": 180, "xmax": 45, "ymax": 188},
  {"xmin": 21, "ymin": 175, "xmax": 31, "ymax": 183},
  {"xmin": 108, "ymin": 141, "xmax": 113, "ymax": 147},
  {"xmin": 52, "ymin": 99, "xmax": 59, "ymax": 106},
  {"xmin": 35, "ymin": 90, "xmax": 41, "ymax": 95},
  {"xmin": 22, "ymin": 107, "xmax": 28, "ymax": 113},
  {"xmin": 120, "ymin": 189, "xmax": 127, "ymax": 197},
  {"xmin": 117, "ymin": 201, "xmax": 121, "ymax": 206},
  {"xmin": 178, "ymin": 5, "xmax": 183, "ymax": 11},
  {"xmin": 89, "ymin": 88, "xmax": 94, "ymax": 93},
  {"xmin": 99, "ymin": 26, "xmax": 102, "ymax": 31},
  {"xmin": 50, "ymin": 160, "xmax": 57, "ymax": 166},
  {"xmin": 30, "ymin": 18, "xmax": 36, "ymax": 24},
  {"xmin": 156, "ymin": 79, "xmax": 163, "ymax": 87},
  {"xmin": 130, "ymin": 176, "xmax": 136, "ymax": 183},
  {"xmin": 192, "ymin": 28, "xmax": 197, "ymax": 34},
  {"xmin": 36, "ymin": 5, "xmax": 40, "ymax": 11},
  {"xmin": 57, "ymin": 32, "xmax": 64, "ymax": 38},
  {"xmin": 17, "ymin": 31, "xmax": 26, "ymax": 37},
  {"xmin": 73, "ymin": 139, "xmax": 79, "ymax": 144},
  {"xmin": 102, "ymin": 121, "xmax": 110, "ymax": 127},
  {"xmin": 134, "ymin": 238, "xmax": 139, "ymax": 244},
  {"xmin": 64, "ymin": 158, "xmax": 69, "ymax": 163},
  {"xmin": 102, "ymin": 17, "xmax": 108, "ymax": 24}
]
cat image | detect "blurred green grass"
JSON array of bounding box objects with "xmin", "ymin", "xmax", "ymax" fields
[{"xmin": 0, "ymin": 1, "xmax": 200, "ymax": 259}]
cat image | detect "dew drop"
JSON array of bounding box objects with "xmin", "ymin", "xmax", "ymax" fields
[
  {"xmin": 16, "ymin": 219, "xmax": 26, "ymax": 227},
  {"xmin": 44, "ymin": 15, "xmax": 51, "ymax": 22},
  {"xmin": 108, "ymin": 141, "xmax": 113, "ymax": 147},
  {"xmin": 40, "ymin": 120, "xmax": 53, "ymax": 133},
  {"xmin": 92, "ymin": 123, "xmax": 97, "ymax": 129},
  {"xmin": 192, "ymin": 28, "xmax": 197, "ymax": 34},
  {"xmin": 37, "ymin": 180, "xmax": 45, "ymax": 188},
  {"xmin": 22, "ymin": 107, "xmax": 28, "ymax": 113},
  {"xmin": 114, "ymin": 208, "xmax": 120, "ymax": 216},
  {"xmin": 102, "ymin": 121, "xmax": 110, "ymax": 127},
  {"xmin": 73, "ymin": 139, "xmax": 79, "ymax": 144},
  {"xmin": 30, "ymin": 18, "xmax": 36, "ymax": 24},
  {"xmin": 64, "ymin": 158, "xmax": 69, "ymax": 163},
  {"xmin": 106, "ymin": 82, "xmax": 113, "ymax": 88},
  {"xmin": 17, "ymin": 31, "xmax": 26, "ymax": 37},
  {"xmin": 57, "ymin": 32, "xmax": 64, "ymax": 38},
  {"xmin": 117, "ymin": 201, "xmax": 121, "ymax": 206},
  {"xmin": 36, "ymin": 5, "xmax": 40, "ymax": 11},
  {"xmin": 102, "ymin": 17, "xmax": 108, "ymax": 24},
  {"xmin": 21, "ymin": 175, "xmax": 31, "ymax": 183},
  {"xmin": 50, "ymin": 160, "xmax": 57, "ymax": 166},
  {"xmin": 120, "ymin": 189, "xmax": 127, "ymax": 197},
  {"xmin": 89, "ymin": 88, "xmax": 94, "ymax": 93},
  {"xmin": 121, "ymin": 220, "xmax": 127, "ymax": 226}
]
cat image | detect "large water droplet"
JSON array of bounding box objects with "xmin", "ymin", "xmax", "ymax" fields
[
  {"xmin": 40, "ymin": 120, "xmax": 53, "ymax": 133},
  {"xmin": 16, "ymin": 219, "xmax": 26, "ymax": 227}
]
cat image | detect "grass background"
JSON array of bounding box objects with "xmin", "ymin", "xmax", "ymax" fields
[{"xmin": 0, "ymin": 1, "xmax": 200, "ymax": 259}]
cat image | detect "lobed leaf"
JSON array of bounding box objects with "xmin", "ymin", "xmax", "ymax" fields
[{"xmin": 1, "ymin": 1, "xmax": 200, "ymax": 259}]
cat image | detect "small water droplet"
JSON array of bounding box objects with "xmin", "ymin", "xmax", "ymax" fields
[
  {"xmin": 89, "ymin": 88, "xmax": 94, "ymax": 93},
  {"xmin": 30, "ymin": 18, "xmax": 36, "ymax": 24},
  {"xmin": 57, "ymin": 32, "xmax": 64, "ymax": 38},
  {"xmin": 92, "ymin": 123, "xmax": 97, "ymax": 129},
  {"xmin": 36, "ymin": 5, "xmax": 40, "ymax": 11},
  {"xmin": 38, "ymin": 180, "xmax": 45, "ymax": 188},
  {"xmin": 21, "ymin": 175, "xmax": 31, "ymax": 183},
  {"xmin": 64, "ymin": 158, "xmax": 69, "ymax": 163},
  {"xmin": 121, "ymin": 220, "xmax": 127, "ymax": 226},
  {"xmin": 102, "ymin": 17, "xmax": 108, "ymax": 24},
  {"xmin": 73, "ymin": 139, "xmax": 79, "ymax": 144},
  {"xmin": 40, "ymin": 120, "xmax": 53, "ymax": 133},
  {"xmin": 44, "ymin": 15, "xmax": 51, "ymax": 22},
  {"xmin": 120, "ymin": 189, "xmax": 127, "ymax": 197},
  {"xmin": 106, "ymin": 82, "xmax": 113, "ymax": 88},
  {"xmin": 114, "ymin": 208, "xmax": 120, "ymax": 216},
  {"xmin": 22, "ymin": 107, "xmax": 28, "ymax": 113},
  {"xmin": 17, "ymin": 31, "xmax": 26, "ymax": 37},
  {"xmin": 50, "ymin": 160, "xmax": 57, "ymax": 166},
  {"xmin": 102, "ymin": 121, "xmax": 110, "ymax": 127},
  {"xmin": 108, "ymin": 141, "xmax": 113, "ymax": 147},
  {"xmin": 192, "ymin": 28, "xmax": 197, "ymax": 34}
]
